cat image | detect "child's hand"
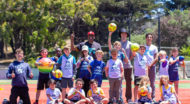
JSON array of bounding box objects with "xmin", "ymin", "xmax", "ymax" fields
[
  {"xmin": 85, "ymin": 58, "xmax": 89, "ymax": 62},
  {"xmin": 109, "ymin": 32, "xmax": 113, "ymax": 36},
  {"xmin": 11, "ymin": 71, "xmax": 15, "ymax": 78},
  {"xmin": 81, "ymin": 58, "xmax": 84, "ymax": 62},
  {"xmin": 30, "ymin": 73, "xmax": 33, "ymax": 79},
  {"xmin": 71, "ymin": 33, "xmax": 75, "ymax": 40},
  {"xmin": 132, "ymin": 51, "xmax": 136, "ymax": 56}
]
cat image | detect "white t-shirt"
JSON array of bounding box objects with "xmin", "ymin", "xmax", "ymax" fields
[
  {"xmin": 144, "ymin": 44, "xmax": 158, "ymax": 66},
  {"xmin": 134, "ymin": 53, "xmax": 148, "ymax": 76},
  {"xmin": 159, "ymin": 60, "xmax": 169, "ymax": 76},
  {"xmin": 106, "ymin": 59, "xmax": 123, "ymax": 78},
  {"xmin": 46, "ymin": 88, "xmax": 61, "ymax": 104},
  {"xmin": 67, "ymin": 88, "xmax": 85, "ymax": 101}
]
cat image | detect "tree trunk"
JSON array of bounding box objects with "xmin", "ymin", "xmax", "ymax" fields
[{"xmin": 0, "ymin": 39, "xmax": 5, "ymax": 58}]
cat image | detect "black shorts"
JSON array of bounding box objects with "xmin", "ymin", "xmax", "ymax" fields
[
  {"xmin": 37, "ymin": 78, "xmax": 50, "ymax": 90},
  {"xmin": 61, "ymin": 78, "xmax": 73, "ymax": 88},
  {"xmin": 134, "ymin": 76, "xmax": 142, "ymax": 86}
]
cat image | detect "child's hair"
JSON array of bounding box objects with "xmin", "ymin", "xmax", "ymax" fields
[
  {"xmin": 159, "ymin": 50, "xmax": 167, "ymax": 56},
  {"xmin": 75, "ymin": 78, "xmax": 84, "ymax": 85},
  {"xmin": 145, "ymin": 33, "xmax": 153, "ymax": 38},
  {"xmin": 95, "ymin": 50, "xmax": 104, "ymax": 56},
  {"xmin": 89, "ymin": 79, "xmax": 98, "ymax": 85},
  {"xmin": 139, "ymin": 45, "xmax": 146, "ymax": 50},
  {"xmin": 40, "ymin": 48, "xmax": 48, "ymax": 52},
  {"xmin": 159, "ymin": 75, "xmax": 169, "ymax": 88},
  {"xmin": 168, "ymin": 47, "xmax": 178, "ymax": 59},
  {"xmin": 110, "ymin": 48, "xmax": 118, "ymax": 54},
  {"xmin": 48, "ymin": 79, "xmax": 56, "ymax": 85},
  {"xmin": 139, "ymin": 76, "xmax": 150, "ymax": 87},
  {"xmin": 15, "ymin": 48, "xmax": 24, "ymax": 54},
  {"xmin": 113, "ymin": 41, "xmax": 121, "ymax": 47}
]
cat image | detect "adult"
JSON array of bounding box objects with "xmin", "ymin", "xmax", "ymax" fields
[
  {"xmin": 71, "ymin": 31, "xmax": 101, "ymax": 59},
  {"xmin": 144, "ymin": 33, "xmax": 158, "ymax": 101},
  {"xmin": 119, "ymin": 28, "xmax": 133, "ymax": 102}
]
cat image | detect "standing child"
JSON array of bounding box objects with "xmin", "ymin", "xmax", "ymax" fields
[
  {"xmin": 6, "ymin": 48, "xmax": 33, "ymax": 104},
  {"xmin": 138, "ymin": 76, "xmax": 152, "ymax": 104},
  {"xmin": 87, "ymin": 79, "xmax": 109, "ymax": 104},
  {"xmin": 169, "ymin": 48, "xmax": 184, "ymax": 95},
  {"xmin": 77, "ymin": 45, "xmax": 93, "ymax": 95},
  {"xmin": 88, "ymin": 50, "xmax": 105, "ymax": 87},
  {"xmin": 132, "ymin": 45, "xmax": 148, "ymax": 103},
  {"xmin": 51, "ymin": 48, "xmax": 63, "ymax": 91},
  {"xmin": 64, "ymin": 78, "xmax": 87, "ymax": 104},
  {"xmin": 152, "ymin": 50, "xmax": 169, "ymax": 77},
  {"xmin": 159, "ymin": 75, "xmax": 181, "ymax": 104},
  {"xmin": 46, "ymin": 79, "xmax": 62, "ymax": 104},
  {"xmin": 105, "ymin": 48, "xmax": 124, "ymax": 103},
  {"xmin": 57, "ymin": 46, "xmax": 76, "ymax": 101},
  {"xmin": 108, "ymin": 32, "xmax": 129, "ymax": 103},
  {"xmin": 34, "ymin": 48, "xmax": 54, "ymax": 104}
]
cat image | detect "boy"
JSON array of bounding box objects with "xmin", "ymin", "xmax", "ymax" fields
[
  {"xmin": 57, "ymin": 46, "xmax": 77, "ymax": 101},
  {"xmin": 46, "ymin": 79, "xmax": 62, "ymax": 104},
  {"xmin": 51, "ymin": 48, "xmax": 63, "ymax": 91},
  {"xmin": 64, "ymin": 78, "xmax": 87, "ymax": 104},
  {"xmin": 105, "ymin": 48, "xmax": 124, "ymax": 103},
  {"xmin": 6, "ymin": 48, "xmax": 33, "ymax": 104},
  {"xmin": 34, "ymin": 48, "xmax": 54, "ymax": 104},
  {"xmin": 132, "ymin": 45, "xmax": 148, "ymax": 103},
  {"xmin": 87, "ymin": 79, "xmax": 109, "ymax": 104},
  {"xmin": 88, "ymin": 50, "xmax": 105, "ymax": 87}
]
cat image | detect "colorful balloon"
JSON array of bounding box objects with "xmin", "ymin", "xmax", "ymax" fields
[
  {"xmin": 38, "ymin": 58, "xmax": 54, "ymax": 73},
  {"xmin": 131, "ymin": 43, "xmax": 140, "ymax": 52},
  {"xmin": 179, "ymin": 56, "xmax": 184, "ymax": 61},
  {"xmin": 108, "ymin": 23, "xmax": 117, "ymax": 32}
]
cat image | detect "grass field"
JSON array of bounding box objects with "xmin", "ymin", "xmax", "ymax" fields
[{"xmin": 0, "ymin": 79, "xmax": 190, "ymax": 104}]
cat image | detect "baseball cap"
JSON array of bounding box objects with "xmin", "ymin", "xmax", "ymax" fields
[
  {"xmin": 88, "ymin": 31, "xmax": 95, "ymax": 36},
  {"xmin": 82, "ymin": 45, "xmax": 88, "ymax": 51}
]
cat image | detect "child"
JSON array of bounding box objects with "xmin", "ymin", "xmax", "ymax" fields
[
  {"xmin": 168, "ymin": 48, "xmax": 183, "ymax": 95},
  {"xmin": 6, "ymin": 48, "xmax": 33, "ymax": 104},
  {"xmin": 159, "ymin": 75, "xmax": 180, "ymax": 104},
  {"xmin": 51, "ymin": 48, "xmax": 63, "ymax": 92},
  {"xmin": 105, "ymin": 48, "xmax": 124, "ymax": 103},
  {"xmin": 77, "ymin": 45, "xmax": 93, "ymax": 95},
  {"xmin": 46, "ymin": 79, "xmax": 62, "ymax": 104},
  {"xmin": 88, "ymin": 50, "xmax": 105, "ymax": 87},
  {"xmin": 87, "ymin": 79, "xmax": 109, "ymax": 104},
  {"xmin": 57, "ymin": 46, "xmax": 76, "ymax": 101},
  {"xmin": 132, "ymin": 45, "xmax": 148, "ymax": 103},
  {"xmin": 138, "ymin": 76, "xmax": 152, "ymax": 104},
  {"xmin": 34, "ymin": 48, "xmax": 54, "ymax": 104},
  {"xmin": 64, "ymin": 78, "xmax": 87, "ymax": 104}
]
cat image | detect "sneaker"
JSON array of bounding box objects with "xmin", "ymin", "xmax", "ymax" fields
[{"xmin": 127, "ymin": 99, "xmax": 132, "ymax": 103}]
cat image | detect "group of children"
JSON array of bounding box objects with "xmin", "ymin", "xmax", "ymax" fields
[{"xmin": 6, "ymin": 33, "xmax": 184, "ymax": 104}]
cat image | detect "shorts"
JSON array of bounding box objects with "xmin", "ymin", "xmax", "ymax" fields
[
  {"xmin": 134, "ymin": 76, "xmax": 142, "ymax": 86},
  {"xmin": 61, "ymin": 78, "xmax": 73, "ymax": 88},
  {"xmin": 37, "ymin": 78, "xmax": 50, "ymax": 90}
]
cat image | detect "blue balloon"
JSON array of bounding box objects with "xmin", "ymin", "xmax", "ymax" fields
[{"xmin": 179, "ymin": 56, "xmax": 184, "ymax": 61}]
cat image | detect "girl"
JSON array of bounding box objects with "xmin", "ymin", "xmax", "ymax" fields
[
  {"xmin": 159, "ymin": 75, "xmax": 180, "ymax": 104},
  {"xmin": 46, "ymin": 79, "xmax": 62, "ymax": 104},
  {"xmin": 138, "ymin": 76, "xmax": 152, "ymax": 104},
  {"xmin": 77, "ymin": 45, "xmax": 93, "ymax": 95},
  {"xmin": 169, "ymin": 48, "xmax": 184, "ymax": 95}
]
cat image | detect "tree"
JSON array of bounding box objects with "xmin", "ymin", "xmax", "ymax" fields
[
  {"xmin": 165, "ymin": 0, "xmax": 190, "ymax": 10},
  {"xmin": 153, "ymin": 10, "xmax": 190, "ymax": 47}
]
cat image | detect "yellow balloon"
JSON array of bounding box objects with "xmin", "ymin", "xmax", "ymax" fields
[
  {"xmin": 108, "ymin": 23, "xmax": 117, "ymax": 32},
  {"xmin": 54, "ymin": 70, "xmax": 63, "ymax": 78},
  {"xmin": 131, "ymin": 43, "xmax": 140, "ymax": 52}
]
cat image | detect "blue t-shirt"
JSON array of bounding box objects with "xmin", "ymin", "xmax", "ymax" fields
[
  {"xmin": 78, "ymin": 56, "xmax": 93, "ymax": 79},
  {"xmin": 36, "ymin": 57, "xmax": 52, "ymax": 80},
  {"xmin": 6, "ymin": 60, "xmax": 32, "ymax": 87},
  {"xmin": 90, "ymin": 59, "xmax": 105, "ymax": 78},
  {"xmin": 50, "ymin": 56, "xmax": 62, "ymax": 80}
]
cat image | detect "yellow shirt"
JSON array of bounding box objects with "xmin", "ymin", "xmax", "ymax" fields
[{"xmin": 87, "ymin": 87, "xmax": 104, "ymax": 97}]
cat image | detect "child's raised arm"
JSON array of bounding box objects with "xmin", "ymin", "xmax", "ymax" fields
[
  {"xmin": 108, "ymin": 32, "xmax": 113, "ymax": 51},
  {"xmin": 169, "ymin": 57, "xmax": 179, "ymax": 65}
]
